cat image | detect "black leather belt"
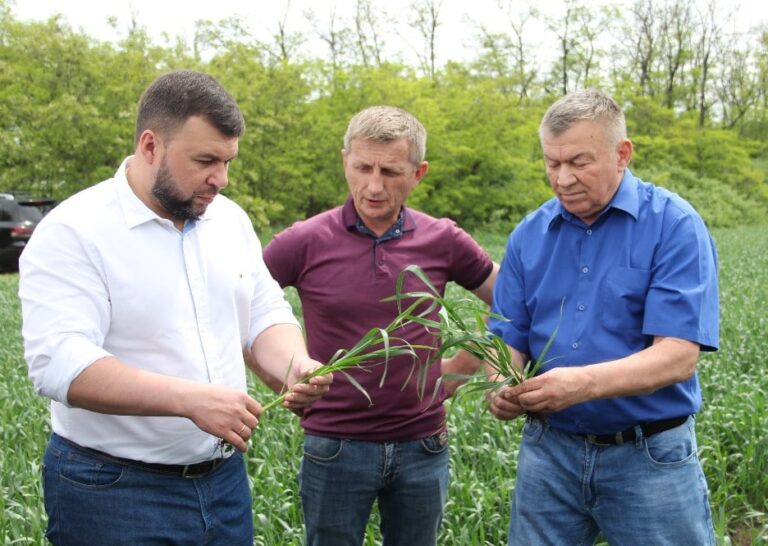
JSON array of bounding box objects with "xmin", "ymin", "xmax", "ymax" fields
[
  {"xmin": 60, "ymin": 436, "xmax": 227, "ymax": 478},
  {"xmin": 585, "ymin": 415, "xmax": 689, "ymax": 446},
  {"xmin": 129, "ymin": 457, "xmax": 227, "ymax": 478}
]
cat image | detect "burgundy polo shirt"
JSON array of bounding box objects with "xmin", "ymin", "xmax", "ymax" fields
[{"xmin": 263, "ymin": 198, "xmax": 493, "ymax": 441}]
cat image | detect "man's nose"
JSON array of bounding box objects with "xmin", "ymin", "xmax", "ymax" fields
[
  {"xmin": 556, "ymin": 164, "xmax": 577, "ymax": 187},
  {"xmin": 366, "ymin": 171, "xmax": 385, "ymax": 193},
  {"xmin": 209, "ymin": 163, "xmax": 229, "ymax": 189}
]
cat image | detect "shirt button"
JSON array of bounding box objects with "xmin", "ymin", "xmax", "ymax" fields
[
  {"xmin": 586, "ymin": 229, "xmax": 592, "ymax": 235},
  {"xmin": 571, "ymin": 342, "xmax": 579, "ymax": 349},
  {"xmin": 581, "ymin": 267, "xmax": 589, "ymax": 274},
  {"xmin": 578, "ymin": 304, "xmax": 585, "ymax": 311}
]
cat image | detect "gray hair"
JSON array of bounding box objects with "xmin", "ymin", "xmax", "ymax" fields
[
  {"xmin": 343, "ymin": 105, "xmax": 427, "ymax": 165},
  {"xmin": 539, "ymin": 89, "xmax": 627, "ymax": 145}
]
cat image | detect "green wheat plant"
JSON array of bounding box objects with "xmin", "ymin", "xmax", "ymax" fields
[
  {"xmin": 385, "ymin": 264, "xmax": 563, "ymax": 405},
  {"xmin": 261, "ymin": 293, "xmax": 436, "ymax": 412}
]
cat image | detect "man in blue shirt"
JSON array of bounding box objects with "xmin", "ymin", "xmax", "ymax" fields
[{"xmin": 488, "ymin": 89, "xmax": 719, "ymax": 545}]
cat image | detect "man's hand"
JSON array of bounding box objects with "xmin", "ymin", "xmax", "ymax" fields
[
  {"xmin": 506, "ymin": 366, "xmax": 593, "ymax": 414},
  {"xmin": 282, "ymin": 357, "xmax": 332, "ymax": 412},
  {"xmin": 67, "ymin": 356, "xmax": 266, "ymax": 453},
  {"xmin": 495, "ymin": 336, "xmax": 702, "ymax": 415},
  {"xmin": 483, "ymin": 345, "xmax": 528, "ymax": 421},
  {"xmin": 486, "ymin": 386, "xmax": 526, "ymax": 420},
  {"xmin": 248, "ymin": 323, "xmax": 332, "ymax": 414},
  {"xmin": 441, "ymin": 351, "xmax": 483, "ymax": 397},
  {"xmin": 183, "ymin": 383, "xmax": 262, "ymax": 453}
]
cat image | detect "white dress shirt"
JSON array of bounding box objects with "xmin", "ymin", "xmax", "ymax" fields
[{"xmin": 19, "ymin": 157, "xmax": 298, "ymax": 464}]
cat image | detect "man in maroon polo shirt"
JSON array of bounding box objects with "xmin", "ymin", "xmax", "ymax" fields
[{"xmin": 260, "ymin": 105, "xmax": 498, "ymax": 546}]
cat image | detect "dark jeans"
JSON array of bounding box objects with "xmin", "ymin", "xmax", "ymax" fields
[
  {"xmin": 509, "ymin": 416, "xmax": 715, "ymax": 545},
  {"xmin": 42, "ymin": 433, "xmax": 253, "ymax": 545},
  {"xmin": 300, "ymin": 432, "xmax": 450, "ymax": 546}
]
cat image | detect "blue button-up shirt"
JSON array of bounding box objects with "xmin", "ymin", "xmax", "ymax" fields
[{"xmin": 490, "ymin": 169, "xmax": 719, "ymax": 435}]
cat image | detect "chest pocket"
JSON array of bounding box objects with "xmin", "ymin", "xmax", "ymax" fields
[{"xmin": 600, "ymin": 267, "xmax": 651, "ymax": 333}]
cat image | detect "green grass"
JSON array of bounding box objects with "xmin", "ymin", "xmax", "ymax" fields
[{"xmin": 1, "ymin": 225, "xmax": 767, "ymax": 545}]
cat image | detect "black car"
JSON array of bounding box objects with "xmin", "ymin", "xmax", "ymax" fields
[{"xmin": 0, "ymin": 192, "xmax": 57, "ymax": 271}]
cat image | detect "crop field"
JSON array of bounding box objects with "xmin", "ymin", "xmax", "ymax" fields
[{"xmin": 1, "ymin": 225, "xmax": 766, "ymax": 545}]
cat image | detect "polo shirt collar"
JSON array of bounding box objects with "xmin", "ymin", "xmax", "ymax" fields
[
  {"xmin": 341, "ymin": 196, "xmax": 416, "ymax": 237},
  {"xmin": 547, "ymin": 168, "xmax": 639, "ymax": 230}
]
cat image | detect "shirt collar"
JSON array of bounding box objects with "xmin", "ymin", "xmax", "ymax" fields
[
  {"xmin": 114, "ymin": 156, "xmax": 212, "ymax": 230},
  {"xmin": 547, "ymin": 168, "xmax": 639, "ymax": 230},
  {"xmin": 114, "ymin": 156, "xmax": 158, "ymax": 229},
  {"xmin": 341, "ymin": 196, "xmax": 416, "ymax": 239}
]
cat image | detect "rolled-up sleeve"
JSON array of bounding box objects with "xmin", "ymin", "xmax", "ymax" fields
[
  {"xmin": 19, "ymin": 221, "xmax": 113, "ymax": 406},
  {"xmin": 244, "ymin": 227, "xmax": 300, "ymax": 349}
]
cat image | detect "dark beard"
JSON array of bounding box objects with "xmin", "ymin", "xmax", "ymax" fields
[{"xmin": 151, "ymin": 162, "xmax": 206, "ymax": 221}]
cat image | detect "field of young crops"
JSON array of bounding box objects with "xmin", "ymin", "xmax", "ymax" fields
[{"xmin": 1, "ymin": 225, "xmax": 766, "ymax": 545}]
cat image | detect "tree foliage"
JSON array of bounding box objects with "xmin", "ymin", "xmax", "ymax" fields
[{"xmin": 1, "ymin": 0, "xmax": 766, "ymax": 230}]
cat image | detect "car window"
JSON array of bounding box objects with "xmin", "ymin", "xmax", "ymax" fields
[
  {"xmin": 0, "ymin": 201, "xmax": 13, "ymax": 221},
  {"xmin": 18, "ymin": 204, "xmax": 44, "ymax": 222}
]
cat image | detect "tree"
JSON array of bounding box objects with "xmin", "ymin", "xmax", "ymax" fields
[
  {"xmin": 304, "ymin": 7, "xmax": 355, "ymax": 74},
  {"xmin": 409, "ymin": 0, "xmax": 442, "ymax": 80},
  {"xmin": 714, "ymin": 40, "xmax": 761, "ymax": 129},
  {"xmin": 0, "ymin": 8, "xmax": 178, "ymax": 198},
  {"xmin": 207, "ymin": 45, "xmax": 316, "ymax": 225},
  {"xmin": 472, "ymin": 0, "xmax": 538, "ymax": 100},
  {"xmin": 542, "ymin": 0, "xmax": 606, "ymax": 95},
  {"xmin": 690, "ymin": 0, "xmax": 728, "ymax": 127},
  {"xmin": 658, "ymin": 0, "xmax": 693, "ymax": 109},
  {"xmin": 352, "ymin": 0, "xmax": 387, "ymax": 67},
  {"xmin": 272, "ymin": 0, "xmax": 304, "ymax": 63},
  {"xmin": 0, "ymin": 0, "xmax": 765, "ymax": 233},
  {"xmin": 625, "ymin": 0, "xmax": 659, "ymax": 97}
]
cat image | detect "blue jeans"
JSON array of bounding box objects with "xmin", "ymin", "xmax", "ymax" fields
[
  {"xmin": 509, "ymin": 416, "xmax": 715, "ymax": 546},
  {"xmin": 42, "ymin": 433, "xmax": 253, "ymax": 545},
  {"xmin": 300, "ymin": 432, "xmax": 450, "ymax": 546}
]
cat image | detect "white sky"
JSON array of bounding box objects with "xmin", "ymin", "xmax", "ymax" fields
[{"xmin": 9, "ymin": 0, "xmax": 768, "ymax": 67}]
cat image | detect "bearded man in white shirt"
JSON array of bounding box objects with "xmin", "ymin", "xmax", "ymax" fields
[{"xmin": 18, "ymin": 70, "xmax": 331, "ymax": 546}]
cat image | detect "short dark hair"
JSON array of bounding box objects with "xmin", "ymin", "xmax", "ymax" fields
[{"xmin": 134, "ymin": 70, "xmax": 245, "ymax": 146}]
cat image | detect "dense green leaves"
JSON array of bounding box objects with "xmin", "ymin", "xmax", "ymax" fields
[{"xmin": 0, "ymin": 1, "xmax": 766, "ymax": 231}]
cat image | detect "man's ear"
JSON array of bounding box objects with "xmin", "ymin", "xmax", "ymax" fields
[
  {"xmin": 137, "ymin": 130, "xmax": 161, "ymax": 165},
  {"xmin": 617, "ymin": 139, "xmax": 633, "ymax": 169},
  {"xmin": 414, "ymin": 161, "xmax": 429, "ymax": 183}
]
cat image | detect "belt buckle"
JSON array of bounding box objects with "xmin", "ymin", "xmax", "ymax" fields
[
  {"xmin": 181, "ymin": 464, "xmax": 200, "ymax": 479},
  {"xmin": 586, "ymin": 434, "xmax": 605, "ymax": 446},
  {"xmin": 585, "ymin": 433, "xmax": 622, "ymax": 446},
  {"xmin": 181, "ymin": 460, "xmax": 216, "ymax": 479}
]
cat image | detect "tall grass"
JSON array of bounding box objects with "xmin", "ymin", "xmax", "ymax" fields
[
  {"xmin": 1, "ymin": 225, "xmax": 766, "ymax": 545},
  {"xmin": 695, "ymin": 227, "xmax": 768, "ymax": 545}
]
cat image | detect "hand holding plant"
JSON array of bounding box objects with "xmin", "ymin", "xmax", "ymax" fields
[
  {"xmin": 385, "ymin": 265, "xmax": 563, "ymax": 412},
  {"xmin": 262, "ymin": 264, "xmax": 562, "ymax": 418},
  {"xmin": 278, "ymin": 356, "xmax": 333, "ymax": 413},
  {"xmin": 261, "ymin": 292, "xmax": 435, "ymax": 413}
]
